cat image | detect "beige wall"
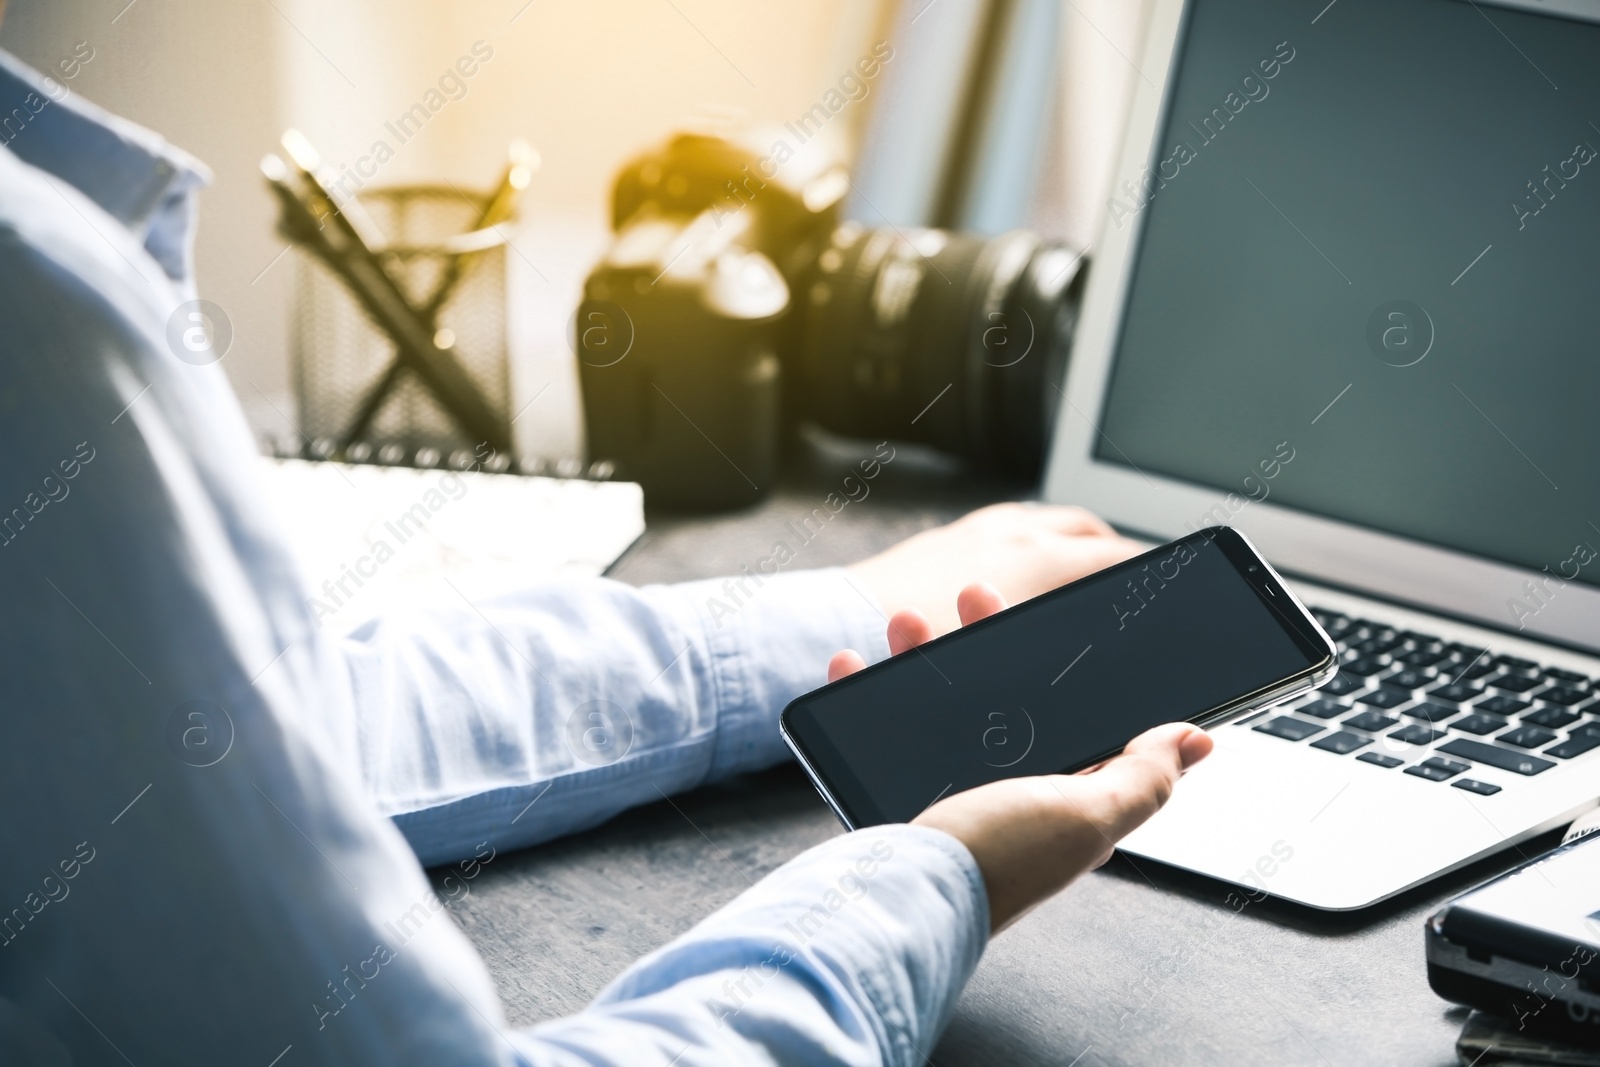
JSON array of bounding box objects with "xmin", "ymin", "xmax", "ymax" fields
[
  {"xmin": 1, "ymin": 0, "xmax": 889, "ymax": 445},
  {"xmin": 1, "ymin": 0, "xmax": 291, "ymax": 436},
  {"xmin": 1, "ymin": 0, "xmax": 1149, "ymax": 446}
]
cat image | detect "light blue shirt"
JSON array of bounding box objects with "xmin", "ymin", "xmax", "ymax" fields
[{"xmin": 0, "ymin": 49, "xmax": 989, "ymax": 1065}]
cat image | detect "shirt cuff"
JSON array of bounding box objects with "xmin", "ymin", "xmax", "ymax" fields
[
  {"xmin": 577, "ymin": 824, "xmax": 990, "ymax": 1067},
  {"xmin": 667, "ymin": 566, "xmax": 892, "ymax": 782}
]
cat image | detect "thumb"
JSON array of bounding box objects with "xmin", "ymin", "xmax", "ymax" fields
[{"xmin": 1072, "ymin": 723, "xmax": 1212, "ymax": 841}]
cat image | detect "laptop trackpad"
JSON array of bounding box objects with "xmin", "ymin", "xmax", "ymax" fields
[{"xmin": 1117, "ymin": 730, "xmax": 1508, "ymax": 911}]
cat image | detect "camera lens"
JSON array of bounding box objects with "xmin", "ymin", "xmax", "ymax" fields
[
  {"xmin": 792, "ymin": 224, "xmax": 1084, "ymax": 476},
  {"xmin": 578, "ymin": 131, "xmax": 1091, "ymax": 508}
]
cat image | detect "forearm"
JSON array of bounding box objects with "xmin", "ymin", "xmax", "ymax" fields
[
  {"xmin": 511, "ymin": 825, "xmax": 989, "ymax": 1066},
  {"xmin": 342, "ymin": 568, "xmax": 890, "ymax": 866}
]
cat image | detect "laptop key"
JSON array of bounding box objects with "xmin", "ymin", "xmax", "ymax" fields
[
  {"xmin": 1452, "ymin": 713, "xmax": 1506, "ymax": 736},
  {"xmin": 1397, "ymin": 649, "xmax": 1447, "ymax": 668},
  {"xmin": 1253, "ymin": 717, "xmax": 1324, "ymax": 742},
  {"xmin": 1579, "ymin": 699, "xmax": 1600, "ymax": 716},
  {"xmin": 1533, "ymin": 685, "xmax": 1586, "ymax": 706},
  {"xmin": 1544, "ymin": 667, "xmax": 1589, "ymax": 684},
  {"xmin": 1311, "ymin": 731, "xmax": 1371, "ymax": 755},
  {"xmin": 1404, "ymin": 702, "xmax": 1458, "ymax": 724},
  {"xmin": 1358, "ymin": 688, "xmax": 1409, "ymax": 709},
  {"xmin": 1490, "ymin": 674, "xmax": 1541, "ymax": 693},
  {"xmin": 1344, "ymin": 710, "xmax": 1399, "ymax": 732},
  {"xmin": 1448, "ymin": 643, "xmax": 1488, "ymax": 662},
  {"xmin": 1495, "ymin": 654, "xmax": 1540, "ymax": 673},
  {"xmin": 1385, "ymin": 667, "xmax": 1436, "ymax": 689},
  {"xmin": 1523, "ymin": 706, "xmax": 1580, "ymax": 729},
  {"xmin": 1322, "ymin": 673, "xmax": 1365, "ymax": 696},
  {"xmin": 1405, "ymin": 757, "xmax": 1470, "ymax": 782},
  {"xmin": 1390, "ymin": 724, "xmax": 1446, "ymax": 746},
  {"xmin": 1298, "ymin": 699, "xmax": 1349, "ymax": 720},
  {"xmin": 1428, "ymin": 683, "xmax": 1482, "ymax": 704},
  {"xmin": 1357, "ymin": 751, "xmax": 1403, "ymax": 769},
  {"xmin": 1546, "ymin": 734, "xmax": 1600, "ymax": 759},
  {"xmin": 1399, "ymin": 630, "xmax": 1444, "ymax": 650},
  {"xmin": 1452, "ymin": 778, "xmax": 1502, "ymax": 796},
  {"xmin": 1570, "ymin": 721, "xmax": 1600, "ymax": 740},
  {"xmin": 1498, "ymin": 725, "xmax": 1558, "ymax": 749},
  {"xmin": 1476, "ymin": 695, "xmax": 1531, "ymax": 716},
  {"xmin": 1437, "ymin": 738, "xmax": 1556, "ymax": 775},
  {"xmin": 1458, "ymin": 660, "xmax": 1498, "ymax": 681},
  {"xmin": 1342, "ymin": 656, "xmax": 1388, "ymax": 677}
]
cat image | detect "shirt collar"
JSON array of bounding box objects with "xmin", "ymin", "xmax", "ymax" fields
[{"xmin": 0, "ymin": 48, "xmax": 211, "ymax": 282}]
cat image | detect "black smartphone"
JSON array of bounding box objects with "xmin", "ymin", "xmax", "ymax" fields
[{"xmin": 781, "ymin": 526, "xmax": 1337, "ymax": 828}]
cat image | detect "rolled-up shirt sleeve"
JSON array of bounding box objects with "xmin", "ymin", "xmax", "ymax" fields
[
  {"xmin": 512, "ymin": 825, "xmax": 990, "ymax": 1067},
  {"xmin": 347, "ymin": 568, "xmax": 893, "ymax": 867}
]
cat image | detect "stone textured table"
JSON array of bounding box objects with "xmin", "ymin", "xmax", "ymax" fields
[{"xmin": 432, "ymin": 437, "xmax": 1533, "ymax": 1065}]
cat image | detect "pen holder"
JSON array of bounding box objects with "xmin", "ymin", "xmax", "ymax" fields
[{"xmin": 292, "ymin": 184, "xmax": 512, "ymax": 468}]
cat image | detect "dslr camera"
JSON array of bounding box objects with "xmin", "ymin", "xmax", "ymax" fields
[{"xmin": 576, "ymin": 130, "xmax": 1084, "ymax": 508}]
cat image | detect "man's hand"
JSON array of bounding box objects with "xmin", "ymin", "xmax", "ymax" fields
[
  {"xmin": 827, "ymin": 581, "xmax": 1213, "ymax": 935},
  {"xmin": 845, "ymin": 503, "xmax": 1144, "ymax": 636}
]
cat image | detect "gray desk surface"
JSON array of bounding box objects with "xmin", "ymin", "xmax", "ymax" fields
[{"xmin": 433, "ymin": 439, "xmax": 1538, "ymax": 1066}]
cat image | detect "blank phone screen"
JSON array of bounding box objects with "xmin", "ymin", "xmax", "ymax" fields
[{"xmin": 783, "ymin": 529, "xmax": 1328, "ymax": 826}]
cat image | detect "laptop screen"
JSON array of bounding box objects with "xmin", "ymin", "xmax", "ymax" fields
[{"xmin": 1097, "ymin": 0, "xmax": 1600, "ymax": 593}]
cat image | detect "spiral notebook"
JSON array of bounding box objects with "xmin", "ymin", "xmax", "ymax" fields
[{"xmin": 259, "ymin": 457, "xmax": 644, "ymax": 634}]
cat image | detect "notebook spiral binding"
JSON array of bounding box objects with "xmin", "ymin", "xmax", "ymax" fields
[{"xmin": 264, "ymin": 438, "xmax": 617, "ymax": 483}]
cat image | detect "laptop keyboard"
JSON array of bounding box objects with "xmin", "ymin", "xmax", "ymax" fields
[{"xmin": 1242, "ymin": 608, "xmax": 1600, "ymax": 795}]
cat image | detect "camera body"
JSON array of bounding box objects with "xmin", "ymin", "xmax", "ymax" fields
[{"xmin": 577, "ymin": 131, "xmax": 1083, "ymax": 508}]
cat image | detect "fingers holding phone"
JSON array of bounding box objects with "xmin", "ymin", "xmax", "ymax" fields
[
  {"xmin": 845, "ymin": 502, "xmax": 1144, "ymax": 635},
  {"xmin": 826, "ymin": 609, "xmax": 938, "ymax": 680},
  {"xmin": 830, "ymin": 582, "xmax": 1011, "ymax": 682}
]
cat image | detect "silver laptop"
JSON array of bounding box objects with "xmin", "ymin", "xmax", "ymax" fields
[{"xmin": 1042, "ymin": 0, "xmax": 1600, "ymax": 910}]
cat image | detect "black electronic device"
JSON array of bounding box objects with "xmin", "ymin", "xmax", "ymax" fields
[
  {"xmin": 575, "ymin": 130, "xmax": 1086, "ymax": 509},
  {"xmin": 780, "ymin": 526, "xmax": 1337, "ymax": 828},
  {"xmin": 1428, "ymin": 831, "xmax": 1600, "ymax": 1049}
]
